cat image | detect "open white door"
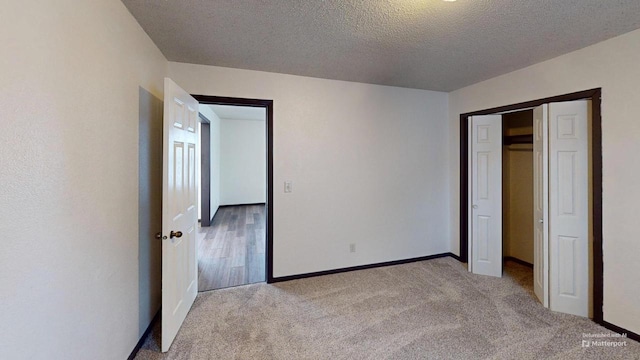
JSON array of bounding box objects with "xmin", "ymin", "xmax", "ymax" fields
[
  {"xmin": 533, "ymin": 105, "xmax": 549, "ymax": 307},
  {"xmin": 470, "ymin": 115, "xmax": 503, "ymax": 277},
  {"xmin": 162, "ymin": 78, "xmax": 199, "ymax": 351},
  {"xmin": 548, "ymin": 100, "xmax": 589, "ymax": 317}
]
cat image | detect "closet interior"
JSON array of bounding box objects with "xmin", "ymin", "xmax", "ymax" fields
[{"xmin": 502, "ymin": 110, "xmax": 534, "ymax": 268}]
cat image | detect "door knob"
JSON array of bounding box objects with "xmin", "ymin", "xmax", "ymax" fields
[
  {"xmin": 170, "ymin": 231, "xmax": 183, "ymax": 239},
  {"xmin": 472, "ymin": 204, "xmax": 478, "ymax": 209},
  {"xmin": 538, "ymin": 219, "xmax": 544, "ymax": 224}
]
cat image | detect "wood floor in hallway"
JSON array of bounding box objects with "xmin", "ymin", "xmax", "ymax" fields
[{"xmin": 198, "ymin": 204, "xmax": 266, "ymax": 291}]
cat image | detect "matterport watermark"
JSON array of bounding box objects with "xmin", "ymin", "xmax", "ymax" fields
[{"xmin": 582, "ymin": 332, "xmax": 628, "ymax": 348}]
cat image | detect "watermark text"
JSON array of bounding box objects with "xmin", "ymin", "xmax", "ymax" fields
[{"xmin": 582, "ymin": 332, "xmax": 627, "ymax": 348}]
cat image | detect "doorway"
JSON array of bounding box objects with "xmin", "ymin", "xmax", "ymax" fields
[
  {"xmin": 195, "ymin": 95, "xmax": 274, "ymax": 291},
  {"xmin": 158, "ymin": 80, "xmax": 274, "ymax": 352},
  {"xmin": 459, "ymin": 88, "xmax": 603, "ymax": 322}
]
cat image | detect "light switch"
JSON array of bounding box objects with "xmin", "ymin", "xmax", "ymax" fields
[{"xmin": 284, "ymin": 181, "xmax": 292, "ymax": 193}]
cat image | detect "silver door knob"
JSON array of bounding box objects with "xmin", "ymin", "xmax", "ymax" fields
[
  {"xmin": 472, "ymin": 205, "xmax": 478, "ymax": 209},
  {"xmin": 538, "ymin": 219, "xmax": 544, "ymax": 224}
]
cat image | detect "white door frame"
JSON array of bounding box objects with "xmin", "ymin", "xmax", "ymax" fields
[{"xmin": 458, "ymin": 88, "xmax": 603, "ymax": 322}]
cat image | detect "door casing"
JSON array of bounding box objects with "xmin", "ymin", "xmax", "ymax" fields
[
  {"xmin": 458, "ymin": 88, "xmax": 602, "ymax": 322},
  {"xmin": 193, "ymin": 95, "xmax": 274, "ymax": 283}
]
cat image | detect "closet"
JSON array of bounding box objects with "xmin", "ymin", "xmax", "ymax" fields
[
  {"xmin": 468, "ymin": 100, "xmax": 591, "ymax": 318},
  {"xmin": 502, "ymin": 110, "xmax": 534, "ymax": 267}
]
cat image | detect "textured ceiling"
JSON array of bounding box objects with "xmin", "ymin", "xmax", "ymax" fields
[{"xmin": 122, "ymin": 0, "xmax": 640, "ymax": 91}]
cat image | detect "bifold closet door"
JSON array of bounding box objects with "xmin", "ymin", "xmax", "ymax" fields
[
  {"xmin": 548, "ymin": 100, "xmax": 589, "ymax": 317},
  {"xmin": 533, "ymin": 105, "xmax": 549, "ymax": 307},
  {"xmin": 470, "ymin": 115, "xmax": 503, "ymax": 278}
]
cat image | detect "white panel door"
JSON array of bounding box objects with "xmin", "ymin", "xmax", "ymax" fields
[
  {"xmin": 470, "ymin": 115, "xmax": 503, "ymax": 277},
  {"xmin": 549, "ymin": 100, "xmax": 589, "ymax": 317},
  {"xmin": 162, "ymin": 78, "xmax": 199, "ymax": 351},
  {"xmin": 533, "ymin": 105, "xmax": 549, "ymax": 307}
]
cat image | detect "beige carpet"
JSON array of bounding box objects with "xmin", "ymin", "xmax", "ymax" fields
[{"xmin": 135, "ymin": 257, "xmax": 639, "ymax": 359}]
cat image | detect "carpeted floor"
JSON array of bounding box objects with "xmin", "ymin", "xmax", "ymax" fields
[{"xmin": 135, "ymin": 257, "xmax": 639, "ymax": 359}]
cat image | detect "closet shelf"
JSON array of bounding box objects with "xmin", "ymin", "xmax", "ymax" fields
[{"xmin": 504, "ymin": 134, "xmax": 533, "ymax": 145}]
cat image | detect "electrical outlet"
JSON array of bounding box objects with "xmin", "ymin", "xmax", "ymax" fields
[
  {"xmin": 284, "ymin": 181, "xmax": 292, "ymax": 193},
  {"xmin": 350, "ymin": 243, "xmax": 356, "ymax": 253}
]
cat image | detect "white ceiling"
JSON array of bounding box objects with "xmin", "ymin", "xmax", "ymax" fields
[
  {"xmin": 122, "ymin": 0, "xmax": 640, "ymax": 92},
  {"xmin": 207, "ymin": 105, "xmax": 266, "ymax": 121}
]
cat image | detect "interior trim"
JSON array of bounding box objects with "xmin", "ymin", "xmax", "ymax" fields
[
  {"xmin": 127, "ymin": 310, "xmax": 160, "ymax": 360},
  {"xmin": 272, "ymin": 252, "xmax": 457, "ymax": 283},
  {"xmin": 209, "ymin": 205, "xmax": 219, "ymax": 225},
  {"xmin": 218, "ymin": 202, "xmax": 266, "ymax": 207},
  {"xmin": 601, "ymin": 321, "xmax": 640, "ymax": 343},
  {"xmin": 193, "ymin": 95, "xmax": 275, "ymax": 283},
  {"xmin": 448, "ymin": 253, "xmax": 462, "ymax": 262},
  {"xmin": 458, "ymin": 88, "xmax": 603, "ymax": 322},
  {"xmin": 198, "ymin": 112, "xmax": 211, "ymax": 124}
]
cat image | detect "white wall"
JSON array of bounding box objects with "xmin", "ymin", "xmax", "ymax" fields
[
  {"xmin": 448, "ymin": 29, "xmax": 640, "ymax": 335},
  {"xmin": 169, "ymin": 62, "xmax": 451, "ymax": 277},
  {"xmin": 220, "ymin": 117, "xmax": 266, "ymax": 205},
  {"xmin": 200, "ymin": 106, "xmax": 222, "ymax": 219},
  {"xmin": 0, "ymin": 1, "xmax": 167, "ymax": 359}
]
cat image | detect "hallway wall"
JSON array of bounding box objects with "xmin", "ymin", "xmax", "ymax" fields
[{"xmin": 219, "ymin": 117, "xmax": 267, "ymax": 205}]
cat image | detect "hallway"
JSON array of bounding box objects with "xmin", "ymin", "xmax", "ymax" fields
[{"xmin": 198, "ymin": 204, "xmax": 266, "ymax": 291}]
